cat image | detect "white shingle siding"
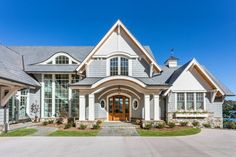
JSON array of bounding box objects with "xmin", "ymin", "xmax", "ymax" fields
[
  {"xmin": 206, "ymin": 97, "xmax": 223, "ymax": 118},
  {"xmin": 167, "ymin": 93, "xmax": 176, "ymax": 112},
  {"xmin": 87, "ymin": 60, "xmax": 106, "ymax": 77},
  {"xmin": 94, "ymin": 103, "xmax": 107, "ymax": 119},
  {"xmin": 132, "ymin": 59, "xmax": 150, "ymax": 77},
  {"xmin": 0, "ymin": 108, "xmax": 9, "ymax": 125}
]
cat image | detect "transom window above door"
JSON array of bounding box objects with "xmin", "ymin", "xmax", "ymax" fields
[{"xmin": 110, "ymin": 57, "xmax": 129, "ymax": 76}]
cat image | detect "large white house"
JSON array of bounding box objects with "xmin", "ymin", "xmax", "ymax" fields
[{"xmin": 0, "ymin": 20, "xmax": 234, "ymax": 130}]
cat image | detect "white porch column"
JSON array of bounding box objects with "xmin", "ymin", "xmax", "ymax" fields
[
  {"xmin": 88, "ymin": 94, "xmax": 95, "ymax": 121},
  {"xmin": 153, "ymin": 94, "xmax": 160, "ymax": 120},
  {"xmin": 79, "ymin": 95, "xmax": 86, "ymax": 121},
  {"xmin": 144, "ymin": 94, "xmax": 150, "ymax": 120}
]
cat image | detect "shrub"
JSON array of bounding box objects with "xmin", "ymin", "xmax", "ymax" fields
[
  {"xmin": 135, "ymin": 119, "xmax": 141, "ymax": 125},
  {"xmin": 56, "ymin": 118, "xmax": 64, "ymax": 125},
  {"xmin": 96, "ymin": 120, "xmax": 102, "ymax": 125},
  {"xmin": 192, "ymin": 121, "xmax": 200, "ymax": 127},
  {"xmin": 224, "ymin": 121, "xmax": 236, "ymax": 129},
  {"xmin": 180, "ymin": 121, "xmax": 188, "ymax": 127},
  {"xmin": 202, "ymin": 123, "xmax": 211, "ymax": 128},
  {"xmin": 92, "ymin": 124, "xmax": 100, "ymax": 130},
  {"xmin": 156, "ymin": 121, "xmax": 166, "ymax": 129},
  {"xmin": 79, "ymin": 124, "xmax": 87, "ymax": 130},
  {"xmin": 48, "ymin": 120, "xmax": 54, "ymax": 124},
  {"xmin": 168, "ymin": 122, "xmax": 176, "ymax": 128},
  {"xmin": 143, "ymin": 123, "xmax": 152, "ymax": 130},
  {"xmin": 43, "ymin": 121, "xmax": 48, "ymax": 126},
  {"xmin": 64, "ymin": 123, "xmax": 72, "ymax": 129},
  {"xmin": 67, "ymin": 117, "xmax": 75, "ymax": 127}
]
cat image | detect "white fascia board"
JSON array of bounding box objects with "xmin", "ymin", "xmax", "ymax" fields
[
  {"xmin": 163, "ymin": 58, "xmax": 224, "ymax": 96},
  {"xmin": 39, "ymin": 52, "xmax": 80, "ymax": 65},
  {"xmin": 76, "ymin": 19, "xmax": 162, "ymax": 73}
]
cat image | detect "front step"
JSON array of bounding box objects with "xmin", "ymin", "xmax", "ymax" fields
[{"xmin": 98, "ymin": 122, "xmax": 139, "ymax": 136}]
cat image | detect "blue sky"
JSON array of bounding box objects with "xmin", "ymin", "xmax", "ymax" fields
[{"xmin": 0, "ymin": 0, "xmax": 235, "ymax": 99}]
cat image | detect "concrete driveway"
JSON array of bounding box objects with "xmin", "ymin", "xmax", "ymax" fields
[{"xmin": 0, "ymin": 129, "xmax": 235, "ymax": 157}]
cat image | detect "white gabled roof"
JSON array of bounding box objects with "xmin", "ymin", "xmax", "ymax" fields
[
  {"xmin": 76, "ymin": 19, "xmax": 162, "ymax": 73},
  {"xmin": 164, "ymin": 58, "xmax": 225, "ymax": 96}
]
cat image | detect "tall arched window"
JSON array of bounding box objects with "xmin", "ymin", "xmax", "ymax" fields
[
  {"xmin": 120, "ymin": 57, "xmax": 128, "ymax": 76},
  {"xmin": 110, "ymin": 57, "xmax": 118, "ymax": 76},
  {"xmin": 55, "ymin": 56, "xmax": 69, "ymax": 64}
]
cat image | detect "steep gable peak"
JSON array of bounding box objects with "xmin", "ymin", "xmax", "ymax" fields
[{"xmin": 76, "ymin": 19, "xmax": 162, "ymax": 73}]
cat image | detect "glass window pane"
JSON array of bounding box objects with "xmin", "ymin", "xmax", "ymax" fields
[
  {"xmin": 55, "ymin": 74, "xmax": 69, "ymax": 117},
  {"xmin": 196, "ymin": 93, "xmax": 204, "ymax": 110},
  {"xmin": 187, "ymin": 93, "xmax": 194, "ymax": 110},
  {"xmin": 177, "ymin": 93, "xmax": 185, "ymax": 110},
  {"xmin": 55, "ymin": 56, "xmax": 69, "ymax": 64},
  {"xmin": 71, "ymin": 90, "xmax": 79, "ymax": 117},
  {"xmin": 110, "ymin": 57, "xmax": 118, "ymax": 76},
  {"xmin": 120, "ymin": 57, "xmax": 128, "ymax": 76},
  {"xmin": 44, "ymin": 74, "xmax": 52, "ymax": 117}
]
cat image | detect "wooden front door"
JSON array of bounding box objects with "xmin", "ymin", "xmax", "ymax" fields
[{"xmin": 109, "ymin": 95, "xmax": 129, "ymax": 121}]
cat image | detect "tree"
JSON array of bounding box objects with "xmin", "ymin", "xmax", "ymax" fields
[{"xmin": 30, "ymin": 100, "xmax": 40, "ymax": 122}]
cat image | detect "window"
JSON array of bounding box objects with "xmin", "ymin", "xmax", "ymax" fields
[
  {"xmin": 132, "ymin": 99, "xmax": 139, "ymax": 110},
  {"xmin": 196, "ymin": 93, "xmax": 204, "ymax": 110},
  {"xmin": 55, "ymin": 74, "xmax": 69, "ymax": 116},
  {"xmin": 19, "ymin": 89, "xmax": 29, "ymax": 119},
  {"xmin": 44, "ymin": 74, "xmax": 52, "ymax": 117},
  {"xmin": 187, "ymin": 93, "xmax": 194, "ymax": 110},
  {"xmin": 55, "ymin": 56, "xmax": 69, "ymax": 64},
  {"xmin": 120, "ymin": 57, "xmax": 128, "ymax": 76},
  {"xmin": 110, "ymin": 57, "xmax": 118, "ymax": 76},
  {"xmin": 71, "ymin": 90, "xmax": 79, "ymax": 117},
  {"xmin": 177, "ymin": 93, "xmax": 185, "ymax": 110},
  {"xmin": 176, "ymin": 92, "xmax": 205, "ymax": 111},
  {"xmin": 100, "ymin": 99, "xmax": 106, "ymax": 109},
  {"xmin": 71, "ymin": 74, "xmax": 80, "ymax": 83},
  {"xmin": 110, "ymin": 57, "xmax": 129, "ymax": 76}
]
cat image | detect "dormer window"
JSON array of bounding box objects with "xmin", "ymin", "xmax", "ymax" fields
[
  {"xmin": 110, "ymin": 57, "xmax": 129, "ymax": 76},
  {"xmin": 110, "ymin": 57, "xmax": 118, "ymax": 76},
  {"xmin": 55, "ymin": 56, "xmax": 69, "ymax": 64},
  {"xmin": 120, "ymin": 57, "xmax": 128, "ymax": 76}
]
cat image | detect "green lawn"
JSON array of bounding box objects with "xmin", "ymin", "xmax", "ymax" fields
[
  {"xmin": 0, "ymin": 128, "xmax": 37, "ymax": 137},
  {"xmin": 49, "ymin": 130, "xmax": 100, "ymax": 136},
  {"xmin": 137, "ymin": 127, "xmax": 201, "ymax": 137}
]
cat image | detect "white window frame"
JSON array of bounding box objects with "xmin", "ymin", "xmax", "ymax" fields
[
  {"xmin": 41, "ymin": 73, "xmax": 80, "ymax": 118},
  {"xmin": 109, "ymin": 56, "xmax": 130, "ymax": 76},
  {"xmin": 132, "ymin": 99, "xmax": 139, "ymax": 110},
  {"xmin": 39, "ymin": 52, "xmax": 80, "ymax": 65},
  {"xmin": 175, "ymin": 92, "xmax": 206, "ymax": 111},
  {"xmin": 100, "ymin": 99, "xmax": 106, "ymax": 109}
]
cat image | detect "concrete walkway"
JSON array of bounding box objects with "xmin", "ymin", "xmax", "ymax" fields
[
  {"xmin": 30, "ymin": 126, "xmax": 58, "ymax": 136},
  {"xmin": 98, "ymin": 122, "xmax": 139, "ymax": 136},
  {"xmin": 9, "ymin": 122, "xmax": 39, "ymax": 131}
]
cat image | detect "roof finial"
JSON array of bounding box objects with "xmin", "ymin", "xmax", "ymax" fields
[{"xmin": 170, "ymin": 48, "xmax": 174, "ymax": 56}]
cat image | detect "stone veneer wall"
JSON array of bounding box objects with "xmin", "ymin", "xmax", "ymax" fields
[{"xmin": 166, "ymin": 112, "xmax": 223, "ymax": 128}]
